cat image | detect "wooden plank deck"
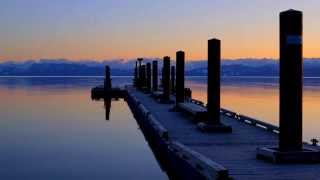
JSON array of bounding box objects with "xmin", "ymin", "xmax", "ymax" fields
[{"xmin": 129, "ymin": 88, "xmax": 320, "ymax": 180}]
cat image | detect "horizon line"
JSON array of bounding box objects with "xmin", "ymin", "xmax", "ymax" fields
[{"xmin": 2, "ymin": 57, "xmax": 320, "ymax": 63}]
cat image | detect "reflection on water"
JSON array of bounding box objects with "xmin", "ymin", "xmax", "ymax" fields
[
  {"xmin": 187, "ymin": 76, "xmax": 320, "ymax": 142},
  {"xmin": 104, "ymin": 98, "xmax": 112, "ymax": 120},
  {"xmin": 0, "ymin": 77, "xmax": 167, "ymax": 180},
  {"xmin": 1, "ymin": 76, "xmax": 320, "ymax": 179}
]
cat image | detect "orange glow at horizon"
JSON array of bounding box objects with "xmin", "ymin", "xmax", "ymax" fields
[
  {"xmin": 3, "ymin": 27, "xmax": 320, "ymax": 61},
  {"xmin": 1, "ymin": 1, "xmax": 320, "ymax": 61}
]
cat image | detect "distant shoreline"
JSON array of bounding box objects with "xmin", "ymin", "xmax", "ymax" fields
[
  {"xmin": 1, "ymin": 75, "xmax": 320, "ymax": 79},
  {"xmin": 2, "ymin": 59, "xmax": 320, "ymax": 77}
]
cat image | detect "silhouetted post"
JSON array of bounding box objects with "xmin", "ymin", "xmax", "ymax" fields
[
  {"xmin": 279, "ymin": 10, "xmax": 303, "ymax": 151},
  {"xmin": 134, "ymin": 61, "xmax": 138, "ymax": 86},
  {"xmin": 104, "ymin": 66, "xmax": 112, "ymax": 89},
  {"xmin": 140, "ymin": 65, "xmax": 146, "ymax": 89},
  {"xmin": 138, "ymin": 58, "xmax": 143, "ymax": 70},
  {"xmin": 152, "ymin": 61, "xmax": 158, "ymax": 91},
  {"xmin": 198, "ymin": 39, "xmax": 232, "ymax": 132},
  {"xmin": 163, "ymin": 56, "xmax": 170, "ymax": 101},
  {"xmin": 176, "ymin": 51, "xmax": 185, "ymax": 104},
  {"xmin": 257, "ymin": 10, "xmax": 320, "ymax": 163},
  {"xmin": 161, "ymin": 68, "xmax": 164, "ymax": 88},
  {"xmin": 171, "ymin": 66, "xmax": 175, "ymax": 93},
  {"xmin": 137, "ymin": 58, "xmax": 143, "ymax": 88},
  {"xmin": 146, "ymin": 63, "xmax": 152, "ymax": 92},
  {"xmin": 207, "ymin": 39, "xmax": 221, "ymax": 125}
]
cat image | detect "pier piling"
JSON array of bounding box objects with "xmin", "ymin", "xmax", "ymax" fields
[
  {"xmin": 104, "ymin": 66, "xmax": 112, "ymax": 89},
  {"xmin": 134, "ymin": 61, "xmax": 138, "ymax": 87},
  {"xmin": 176, "ymin": 51, "xmax": 185, "ymax": 104},
  {"xmin": 279, "ymin": 9, "xmax": 303, "ymax": 152},
  {"xmin": 257, "ymin": 9, "xmax": 320, "ymax": 163},
  {"xmin": 198, "ymin": 39, "xmax": 232, "ymax": 132},
  {"xmin": 140, "ymin": 65, "xmax": 146, "ymax": 90},
  {"xmin": 152, "ymin": 61, "xmax": 158, "ymax": 91},
  {"xmin": 207, "ymin": 39, "xmax": 220, "ymax": 125},
  {"xmin": 162, "ymin": 56, "xmax": 171, "ymax": 101},
  {"xmin": 171, "ymin": 66, "xmax": 175, "ymax": 93},
  {"xmin": 137, "ymin": 58, "xmax": 143, "ymax": 89},
  {"xmin": 147, "ymin": 63, "xmax": 152, "ymax": 92}
]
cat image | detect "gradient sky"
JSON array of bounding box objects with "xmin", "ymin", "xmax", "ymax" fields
[{"xmin": 1, "ymin": 0, "xmax": 320, "ymax": 61}]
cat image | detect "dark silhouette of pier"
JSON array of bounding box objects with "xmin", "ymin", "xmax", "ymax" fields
[{"xmin": 91, "ymin": 9, "xmax": 320, "ymax": 180}]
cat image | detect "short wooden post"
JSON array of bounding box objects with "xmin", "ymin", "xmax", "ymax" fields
[
  {"xmin": 140, "ymin": 65, "xmax": 146, "ymax": 89},
  {"xmin": 152, "ymin": 61, "xmax": 158, "ymax": 91},
  {"xmin": 171, "ymin": 66, "xmax": 175, "ymax": 93},
  {"xmin": 176, "ymin": 51, "xmax": 185, "ymax": 104},
  {"xmin": 146, "ymin": 63, "xmax": 152, "ymax": 92},
  {"xmin": 163, "ymin": 56, "xmax": 171, "ymax": 100},
  {"xmin": 137, "ymin": 58, "xmax": 143, "ymax": 88},
  {"xmin": 161, "ymin": 67, "xmax": 164, "ymax": 88},
  {"xmin": 134, "ymin": 61, "xmax": 138, "ymax": 87},
  {"xmin": 279, "ymin": 9, "xmax": 303, "ymax": 151}
]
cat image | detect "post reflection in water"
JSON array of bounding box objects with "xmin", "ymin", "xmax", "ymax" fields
[{"xmin": 104, "ymin": 98, "xmax": 112, "ymax": 120}]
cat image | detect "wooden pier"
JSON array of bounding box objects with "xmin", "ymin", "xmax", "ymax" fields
[
  {"xmin": 91, "ymin": 9, "xmax": 320, "ymax": 180},
  {"xmin": 92, "ymin": 86, "xmax": 320, "ymax": 180}
]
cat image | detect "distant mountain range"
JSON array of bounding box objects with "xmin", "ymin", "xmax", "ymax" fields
[{"xmin": 1, "ymin": 58, "xmax": 320, "ymax": 77}]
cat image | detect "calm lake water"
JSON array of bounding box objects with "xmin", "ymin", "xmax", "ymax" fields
[
  {"xmin": 0, "ymin": 76, "xmax": 319, "ymax": 179},
  {"xmin": 0, "ymin": 77, "xmax": 167, "ymax": 180}
]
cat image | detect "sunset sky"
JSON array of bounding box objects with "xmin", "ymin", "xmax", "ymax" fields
[{"xmin": 1, "ymin": 0, "xmax": 320, "ymax": 61}]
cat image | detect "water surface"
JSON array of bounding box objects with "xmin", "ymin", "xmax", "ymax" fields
[
  {"xmin": 1, "ymin": 76, "xmax": 320, "ymax": 179},
  {"xmin": 0, "ymin": 77, "xmax": 167, "ymax": 180}
]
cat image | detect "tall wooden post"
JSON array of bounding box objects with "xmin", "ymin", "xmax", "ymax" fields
[
  {"xmin": 140, "ymin": 65, "xmax": 146, "ymax": 89},
  {"xmin": 104, "ymin": 65, "xmax": 112, "ymax": 89},
  {"xmin": 257, "ymin": 10, "xmax": 320, "ymax": 163},
  {"xmin": 163, "ymin": 56, "xmax": 170, "ymax": 100},
  {"xmin": 198, "ymin": 39, "xmax": 232, "ymax": 132},
  {"xmin": 176, "ymin": 51, "xmax": 185, "ymax": 104},
  {"xmin": 137, "ymin": 58, "xmax": 143, "ymax": 88},
  {"xmin": 171, "ymin": 66, "xmax": 175, "ymax": 93},
  {"xmin": 146, "ymin": 63, "xmax": 152, "ymax": 92},
  {"xmin": 152, "ymin": 61, "xmax": 158, "ymax": 91},
  {"xmin": 279, "ymin": 10, "xmax": 303, "ymax": 151},
  {"xmin": 207, "ymin": 39, "xmax": 221, "ymax": 125}
]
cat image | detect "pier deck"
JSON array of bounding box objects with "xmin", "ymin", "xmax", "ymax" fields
[{"xmin": 128, "ymin": 88, "xmax": 320, "ymax": 180}]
